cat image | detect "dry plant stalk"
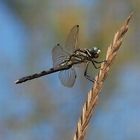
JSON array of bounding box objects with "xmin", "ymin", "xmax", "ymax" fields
[{"xmin": 73, "ymin": 13, "xmax": 133, "ymax": 140}]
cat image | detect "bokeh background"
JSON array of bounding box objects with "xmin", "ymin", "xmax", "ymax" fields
[{"xmin": 0, "ymin": 0, "xmax": 140, "ymax": 140}]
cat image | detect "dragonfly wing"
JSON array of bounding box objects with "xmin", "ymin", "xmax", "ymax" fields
[
  {"xmin": 58, "ymin": 67, "xmax": 76, "ymax": 87},
  {"xmin": 65, "ymin": 25, "xmax": 79, "ymax": 53},
  {"xmin": 52, "ymin": 44, "xmax": 69, "ymax": 67}
]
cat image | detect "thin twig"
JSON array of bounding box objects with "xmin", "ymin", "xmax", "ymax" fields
[{"xmin": 73, "ymin": 13, "xmax": 133, "ymax": 140}]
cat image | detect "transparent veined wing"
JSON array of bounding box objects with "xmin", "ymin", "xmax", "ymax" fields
[
  {"xmin": 52, "ymin": 44, "xmax": 69, "ymax": 67},
  {"xmin": 65, "ymin": 25, "xmax": 79, "ymax": 53},
  {"xmin": 58, "ymin": 67, "xmax": 76, "ymax": 87}
]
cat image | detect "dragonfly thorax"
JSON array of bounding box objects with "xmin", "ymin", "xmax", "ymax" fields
[{"xmin": 88, "ymin": 47, "xmax": 101, "ymax": 58}]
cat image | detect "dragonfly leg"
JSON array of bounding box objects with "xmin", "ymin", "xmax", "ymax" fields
[
  {"xmin": 93, "ymin": 59, "xmax": 108, "ymax": 70},
  {"xmin": 84, "ymin": 62, "xmax": 95, "ymax": 82},
  {"xmin": 91, "ymin": 60, "xmax": 101, "ymax": 69}
]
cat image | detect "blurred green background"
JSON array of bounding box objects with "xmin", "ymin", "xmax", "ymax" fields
[{"xmin": 0, "ymin": 0, "xmax": 140, "ymax": 140}]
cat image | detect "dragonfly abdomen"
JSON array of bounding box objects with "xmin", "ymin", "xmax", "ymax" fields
[{"xmin": 15, "ymin": 65, "xmax": 72, "ymax": 84}]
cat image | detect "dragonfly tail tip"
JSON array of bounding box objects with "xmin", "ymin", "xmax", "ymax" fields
[{"xmin": 15, "ymin": 80, "xmax": 20, "ymax": 84}]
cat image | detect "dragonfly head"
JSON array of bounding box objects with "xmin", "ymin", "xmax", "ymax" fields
[{"xmin": 88, "ymin": 47, "xmax": 101, "ymax": 58}]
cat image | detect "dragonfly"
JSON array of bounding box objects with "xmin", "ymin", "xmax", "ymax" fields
[{"xmin": 15, "ymin": 25, "xmax": 104, "ymax": 87}]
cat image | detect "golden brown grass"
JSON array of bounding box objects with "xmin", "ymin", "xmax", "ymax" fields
[{"xmin": 73, "ymin": 13, "xmax": 133, "ymax": 140}]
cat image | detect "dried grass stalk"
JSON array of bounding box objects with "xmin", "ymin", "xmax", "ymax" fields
[{"xmin": 73, "ymin": 13, "xmax": 133, "ymax": 140}]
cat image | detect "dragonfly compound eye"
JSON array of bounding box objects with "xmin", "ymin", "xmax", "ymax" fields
[{"xmin": 89, "ymin": 47, "xmax": 101, "ymax": 58}]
